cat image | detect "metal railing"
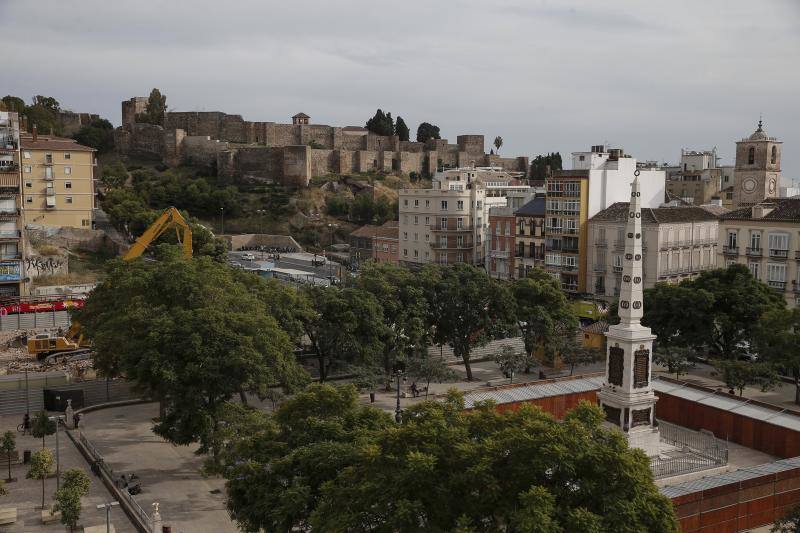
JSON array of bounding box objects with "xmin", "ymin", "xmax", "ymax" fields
[
  {"xmin": 770, "ymin": 249, "xmax": 789, "ymax": 259},
  {"xmin": 79, "ymin": 432, "xmax": 151, "ymax": 527},
  {"xmin": 722, "ymin": 245, "xmax": 738, "ymax": 255},
  {"xmin": 651, "ymin": 420, "xmax": 728, "ymax": 479},
  {"xmin": 593, "ymin": 264, "xmax": 606, "ymax": 272},
  {"xmin": 746, "ymin": 247, "xmax": 762, "ymax": 256},
  {"xmin": 768, "ymin": 280, "xmax": 787, "ymax": 290}
]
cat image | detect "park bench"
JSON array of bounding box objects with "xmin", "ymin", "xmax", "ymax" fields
[
  {"xmin": 42, "ymin": 508, "xmax": 61, "ymax": 524},
  {"xmin": 0, "ymin": 507, "xmax": 17, "ymax": 526}
]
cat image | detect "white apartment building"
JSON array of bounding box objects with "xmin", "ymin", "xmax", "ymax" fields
[
  {"xmin": 569, "ymin": 146, "xmax": 666, "ymax": 217},
  {"xmin": 398, "ymin": 167, "xmax": 529, "ymax": 268},
  {"xmin": 719, "ymin": 199, "xmax": 800, "ymax": 308},
  {"xmin": 587, "ymin": 203, "xmax": 721, "ymax": 300}
]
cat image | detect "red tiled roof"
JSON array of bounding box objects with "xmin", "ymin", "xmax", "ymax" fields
[{"xmin": 20, "ymin": 136, "xmax": 95, "ymax": 152}]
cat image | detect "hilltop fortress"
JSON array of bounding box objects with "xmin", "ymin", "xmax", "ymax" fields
[{"xmin": 114, "ymin": 96, "xmax": 529, "ymax": 186}]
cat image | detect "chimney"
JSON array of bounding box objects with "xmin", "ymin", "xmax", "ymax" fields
[{"xmin": 32, "ymin": 124, "xmax": 38, "ymax": 142}]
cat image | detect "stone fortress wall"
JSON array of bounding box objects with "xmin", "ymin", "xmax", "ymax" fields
[{"xmin": 114, "ymin": 96, "xmax": 529, "ymax": 187}]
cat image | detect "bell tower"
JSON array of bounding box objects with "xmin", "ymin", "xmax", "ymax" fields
[
  {"xmin": 733, "ymin": 119, "xmax": 782, "ymax": 206},
  {"xmin": 597, "ymin": 172, "xmax": 660, "ymax": 456}
]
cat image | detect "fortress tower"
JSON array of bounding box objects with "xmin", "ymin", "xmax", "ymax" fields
[{"xmin": 597, "ymin": 172, "xmax": 660, "ymax": 456}]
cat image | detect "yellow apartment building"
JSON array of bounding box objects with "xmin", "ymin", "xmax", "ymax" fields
[{"xmin": 20, "ymin": 132, "xmax": 95, "ymax": 228}]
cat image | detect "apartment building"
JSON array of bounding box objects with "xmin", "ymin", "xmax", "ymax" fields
[
  {"xmin": 719, "ymin": 199, "xmax": 800, "ymax": 308},
  {"xmin": 587, "ymin": 203, "xmax": 721, "ymax": 301},
  {"xmin": 0, "ymin": 112, "xmax": 26, "ymax": 296},
  {"xmin": 348, "ymin": 221, "xmax": 399, "ymax": 266},
  {"xmin": 487, "ymin": 207, "xmax": 515, "ymax": 279},
  {"xmin": 545, "ymin": 146, "xmax": 666, "ymax": 293},
  {"xmin": 514, "ymin": 197, "xmax": 546, "ymax": 279},
  {"xmin": 20, "ymin": 129, "xmax": 95, "ymax": 229},
  {"xmin": 666, "ymin": 149, "xmax": 723, "ymax": 206},
  {"xmin": 398, "ymin": 167, "xmax": 529, "ymax": 268}
]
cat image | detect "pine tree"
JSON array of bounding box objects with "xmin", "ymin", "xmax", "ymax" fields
[{"xmin": 394, "ymin": 116, "xmax": 410, "ymax": 141}]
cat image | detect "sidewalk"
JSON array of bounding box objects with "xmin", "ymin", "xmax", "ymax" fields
[{"xmin": 0, "ymin": 415, "xmax": 137, "ymax": 533}]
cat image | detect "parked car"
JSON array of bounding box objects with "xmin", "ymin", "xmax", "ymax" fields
[{"xmin": 241, "ymin": 253, "xmax": 256, "ymax": 261}]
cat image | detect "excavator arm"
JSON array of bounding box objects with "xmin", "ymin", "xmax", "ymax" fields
[{"xmin": 122, "ymin": 207, "xmax": 193, "ymax": 260}]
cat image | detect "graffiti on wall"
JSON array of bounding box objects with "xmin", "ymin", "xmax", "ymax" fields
[{"xmin": 24, "ymin": 256, "xmax": 66, "ymax": 277}]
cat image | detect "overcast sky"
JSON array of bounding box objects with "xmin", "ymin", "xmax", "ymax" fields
[{"xmin": 2, "ymin": 0, "xmax": 798, "ymax": 178}]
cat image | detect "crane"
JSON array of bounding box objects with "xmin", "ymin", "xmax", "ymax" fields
[
  {"xmin": 123, "ymin": 206, "xmax": 193, "ymax": 260},
  {"xmin": 29, "ymin": 207, "xmax": 193, "ymax": 358}
]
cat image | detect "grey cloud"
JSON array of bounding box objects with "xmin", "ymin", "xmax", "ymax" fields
[{"xmin": 0, "ymin": 0, "xmax": 798, "ymax": 177}]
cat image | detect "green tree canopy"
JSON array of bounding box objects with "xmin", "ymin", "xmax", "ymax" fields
[
  {"xmin": 1, "ymin": 95, "xmax": 25, "ymax": 113},
  {"xmin": 298, "ymin": 285, "xmax": 386, "ymax": 381},
  {"xmin": 365, "ymin": 109, "xmax": 394, "ymax": 136},
  {"xmin": 354, "ymin": 262, "xmax": 429, "ymax": 372},
  {"xmin": 27, "ymin": 448, "xmax": 54, "ymax": 509},
  {"xmin": 421, "ymin": 264, "xmax": 515, "ymax": 380},
  {"xmin": 30, "ymin": 411, "xmax": 55, "ymax": 449},
  {"xmin": 138, "ymin": 88, "xmax": 167, "ymax": 125},
  {"xmin": 73, "ymin": 117, "xmax": 115, "ymax": 153},
  {"xmin": 662, "ymin": 265, "xmax": 784, "ymax": 358},
  {"xmin": 395, "ymin": 115, "xmax": 410, "ymax": 141},
  {"xmin": 529, "ymin": 152, "xmax": 563, "ymax": 181},
  {"xmin": 416, "ymin": 122, "xmax": 441, "ymax": 143},
  {"xmin": 54, "ymin": 468, "xmax": 90, "ymax": 533},
  {"xmin": 1, "ymin": 431, "xmax": 15, "ymax": 482},
  {"xmin": 493, "ymin": 136, "xmax": 503, "ymax": 154},
  {"xmin": 713, "ymin": 359, "xmax": 778, "ymax": 396},
  {"xmin": 74, "ymin": 246, "xmax": 307, "ymax": 454},
  {"xmin": 511, "ymin": 268, "xmax": 577, "ymax": 363},
  {"xmin": 755, "ymin": 307, "xmax": 800, "ymax": 404},
  {"xmin": 61, "ymin": 468, "xmax": 91, "ymax": 496},
  {"xmin": 219, "ymin": 385, "xmax": 678, "ymax": 532},
  {"xmin": 54, "ymin": 487, "xmax": 82, "ymax": 532}
]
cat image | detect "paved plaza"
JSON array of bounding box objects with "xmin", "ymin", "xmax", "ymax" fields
[
  {"xmin": 0, "ymin": 415, "xmax": 136, "ymax": 533},
  {"xmin": 78, "ymin": 404, "xmax": 236, "ymax": 533}
]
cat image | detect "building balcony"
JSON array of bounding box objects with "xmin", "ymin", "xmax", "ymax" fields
[
  {"xmin": 768, "ymin": 280, "xmax": 787, "ymax": 291},
  {"xmin": 745, "ymin": 247, "xmax": 762, "ymax": 257},
  {"xmin": 490, "ymin": 250, "xmax": 510, "ymax": 259},
  {"xmin": 0, "ymin": 208, "xmax": 20, "ymax": 218},
  {"xmin": 613, "ymin": 240, "xmax": 625, "ymax": 250},
  {"xmin": 430, "ymin": 225, "xmax": 473, "ymax": 232},
  {"xmin": 544, "ymin": 226, "xmax": 562, "ymax": 234},
  {"xmin": 722, "ymin": 246, "xmax": 739, "ymax": 256},
  {"xmin": 0, "ymin": 142, "xmax": 18, "ymax": 152},
  {"xmin": 43, "ymin": 158, "xmax": 54, "ymax": 166},
  {"xmin": 561, "ymin": 283, "xmax": 579, "ymax": 292},
  {"xmin": 547, "ymin": 190, "xmax": 581, "ymax": 198},
  {"xmin": 561, "ymin": 264, "xmax": 578, "ymax": 272},
  {"xmin": 596, "ymin": 239, "xmax": 607, "ymax": 247},
  {"xmin": 593, "ymin": 264, "xmax": 606, "ymax": 272},
  {"xmin": 0, "ymin": 230, "xmax": 20, "ymax": 240},
  {"xmin": 792, "ymin": 282, "xmax": 800, "ymax": 294},
  {"xmin": 612, "ymin": 265, "xmax": 623, "ymax": 273},
  {"xmin": 0, "ymin": 164, "xmax": 18, "ymax": 174},
  {"xmin": 769, "ymin": 249, "xmax": 789, "ymax": 259},
  {"xmin": 795, "ymin": 251, "xmax": 800, "ymax": 261},
  {"xmin": 431, "ymin": 242, "xmax": 473, "ymax": 250}
]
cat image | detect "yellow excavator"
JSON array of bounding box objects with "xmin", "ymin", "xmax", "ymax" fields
[
  {"xmin": 123, "ymin": 206, "xmax": 193, "ymax": 260},
  {"xmin": 28, "ymin": 207, "xmax": 193, "ymax": 359}
]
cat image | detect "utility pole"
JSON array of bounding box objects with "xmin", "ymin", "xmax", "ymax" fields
[{"xmin": 48, "ymin": 415, "xmax": 64, "ymax": 490}]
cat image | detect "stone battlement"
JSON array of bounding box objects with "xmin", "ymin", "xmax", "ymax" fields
[{"xmin": 115, "ymin": 97, "xmax": 529, "ymax": 187}]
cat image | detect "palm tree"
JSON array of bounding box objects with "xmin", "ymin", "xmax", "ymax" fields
[{"xmin": 493, "ymin": 136, "xmax": 503, "ymax": 154}]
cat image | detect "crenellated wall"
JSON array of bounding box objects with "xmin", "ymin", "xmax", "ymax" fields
[{"xmin": 115, "ymin": 96, "xmax": 530, "ymax": 186}]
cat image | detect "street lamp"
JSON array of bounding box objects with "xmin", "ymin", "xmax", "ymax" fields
[
  {"xmin": 220, "ymin": 207, "xmax": 225, "ymax": 235},
  {"xmin": 327, "ymin": 223, "xmax": 338, "ymax": 281},
  {"xmin": 97, "ymin": 501, "xmax": 119, "ymax": 533},
  {"xmin": 394, "ymin": 370, "xmax": 405, "ymax": 423},
  {"xmin": 256, "ymin": 209, "xmax": 266, "ymax": 258},
  {"xmin": 48, "ymin": 415, "xmax": 64, "ymax": 490}
]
